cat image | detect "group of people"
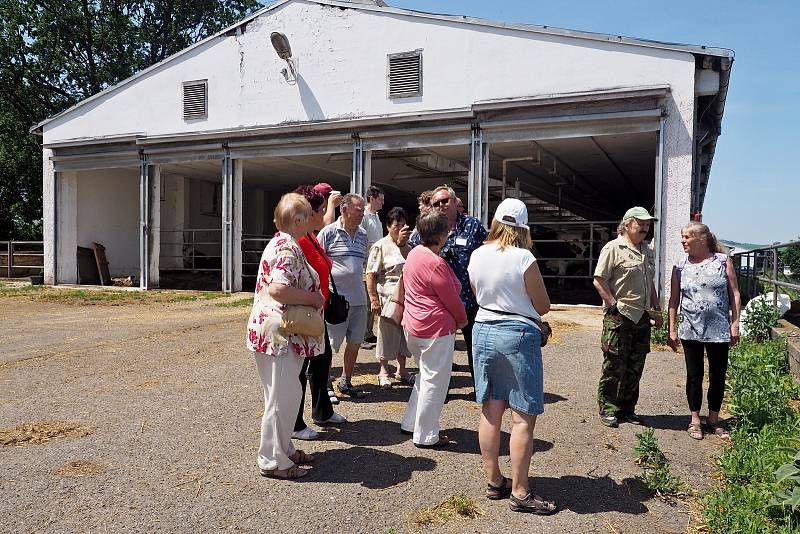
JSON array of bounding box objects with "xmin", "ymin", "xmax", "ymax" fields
[{"xmin": 245, "ymin": 181, "xmax": 741, "ymax": 515}]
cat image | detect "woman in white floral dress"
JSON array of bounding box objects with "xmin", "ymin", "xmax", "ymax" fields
[{"xmin": 247, "ymin": 193, "xmax": 325, "ymax": 480}]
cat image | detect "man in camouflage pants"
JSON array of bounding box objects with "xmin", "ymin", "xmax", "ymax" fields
[{"xmin": 593, "ymin": 207, "xmax": 663, "ymax": 428}]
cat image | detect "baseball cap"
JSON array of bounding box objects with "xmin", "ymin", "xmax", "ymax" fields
[
  {"xmin": 313, "ymin": 182, "xmax": 333, "ymax": 196},
  {"xmin": 622, "ymin": 206, "xmax": 657, "ymax": 221},
  {"xmin": 493, "ymin": 198, "xmax": 529, "ymax": 229}
]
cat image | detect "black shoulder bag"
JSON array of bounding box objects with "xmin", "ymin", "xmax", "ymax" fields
[
  {"xmin": 309, "ymin": 233, "xmax": 349, "ymax": 325},
  {"xmin": 478, "ymin": 305, "xmax": 552, "ymax": 347}
]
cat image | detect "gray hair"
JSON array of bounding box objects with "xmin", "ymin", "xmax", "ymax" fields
[
  {"xmin": 616, "ymin": 219, "xmax": 630, "ymax": 236},
  {"xmin": 416, "ymin": 210, "xmax": 449, "ymax": 247},
  {"xmin": 341, "ymin": 193, "xmax": 365, "ymax": 208},
  {"xmin": 432, "ymin": 185, "xmax": 456, "ymax": 199}
]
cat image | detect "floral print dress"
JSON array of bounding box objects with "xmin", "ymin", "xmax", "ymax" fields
[{"xmin": 246, "ymin": 232, "xmax": 325, "ymax": 358}]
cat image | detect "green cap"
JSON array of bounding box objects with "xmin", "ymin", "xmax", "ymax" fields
[{"xmin": 622, "ymin": 206, "xmax": 657, "ymax": 221}]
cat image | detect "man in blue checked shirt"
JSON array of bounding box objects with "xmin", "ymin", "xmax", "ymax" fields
[{"xmin": 409, "ymin": 185, "xmax": 488, "ymax": 396}]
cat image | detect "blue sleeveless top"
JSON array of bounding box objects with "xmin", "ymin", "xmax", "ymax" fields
[{"xmin": 677, "ymin": 253, "xmax": 731, "ymax": 343}]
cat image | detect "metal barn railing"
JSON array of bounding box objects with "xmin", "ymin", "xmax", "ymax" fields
[
  {"xmin": 531, "ymin": 221, "xmax": 617, "ymax": 280},
  {"xmin": 0, "ymin": 241, "xmax": 44, "ymax": 278},
  {"xmin": 733, "ymin": 240, "xmax": 800, "ymax": 306},
  {"xmin": 160, "ymin": 229, "xmax": 222, "ymax": 271}
]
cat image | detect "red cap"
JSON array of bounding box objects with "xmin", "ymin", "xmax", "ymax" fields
[{"xmin": 313, "ymin": 182, "xmax": 333, "ymax": 196}]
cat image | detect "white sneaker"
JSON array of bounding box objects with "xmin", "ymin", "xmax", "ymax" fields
[
  {"xmin": 292, "ymin": 427, "xmax": 320, "ymax": 440},
  {"xmin": 314, "ymin": 412, "xmax": 348, "ymax": 425}
]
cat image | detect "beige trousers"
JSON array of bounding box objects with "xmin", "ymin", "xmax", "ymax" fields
[{"xmin": 254, "ymin": 353, "xmax": 303, "ymax": 471}]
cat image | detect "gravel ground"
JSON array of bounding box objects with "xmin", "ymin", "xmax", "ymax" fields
[{"xmin": 0, "ymin": 296, "xmax": 724, "ymax": 533}]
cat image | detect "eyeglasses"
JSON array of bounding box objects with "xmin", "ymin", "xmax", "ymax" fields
[{"xmin": 431, "ymin": 197, "xmax": 451, "ymax": 208}]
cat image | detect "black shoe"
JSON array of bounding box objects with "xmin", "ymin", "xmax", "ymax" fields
[
  {"xmin": 600, "ymin": 414, "xmax": 619, "ymax": 428},
  {"xmin": 414, "ymin": 434, "xmax": 450, "ymax": 449},
  {"xmin": 337, "ymin": 377, "xmax": 365, "ymax": 398},
  {"xmin": 364, "ymin": 334, "xmax": 377, "ymax": 344},
  {"xmin": 620, "ymin": 413, "xmax": 643, "ymax": 425}
]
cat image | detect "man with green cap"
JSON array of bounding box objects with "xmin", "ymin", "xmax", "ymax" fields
[{"xmin": 593, "ymin": 206, "xmax": 663, "ymax": 428}]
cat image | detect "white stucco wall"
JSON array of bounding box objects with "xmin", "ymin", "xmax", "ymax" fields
[
  {"xmin": 76, "ymin": 169, "xmax": 140, "ymax": 276},
  {"xmin": 42, "ymin": 1, "xmax": 697, "ymax": 144},
  {"xmin": 160, "ymin": 174, "xmax": 186, "ymax": 269}
]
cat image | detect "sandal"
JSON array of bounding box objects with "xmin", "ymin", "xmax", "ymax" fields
[
  {"xmin": 687, "ymin": 423, "xmax": 704, "ymax": 440},
  {"xmin": 289, "ymin": 449, "xmax": 315, "ymax": 465},
  {"xmin": 509, "ymin": 493, "xmax": 557, "ymax": 515},
  {"xmin": 486, "ymin": 476, "xmax": 512, "ymax": 500},
  {"xmin": 260, "ymin": 464, "xmax": 309, "ymax": 480},
  {"xmin": 378, "ymin": 375, "xmax": 393, "ymax": 390},
  {"xmin": 706, "ymin": 422, "xmax": 730, "ymax": 439}
]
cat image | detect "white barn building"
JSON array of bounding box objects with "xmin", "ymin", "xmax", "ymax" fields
[{"xmin": 34, "ymin": 0, "xmax": 732, "ymax": 300}]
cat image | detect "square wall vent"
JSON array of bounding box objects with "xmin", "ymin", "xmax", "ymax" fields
[
  {"xmin": 388, "ymin": 51, "xmax": 422, "ymax": 99},
  {"xmin": 183, "ymin": 80, "xmax": 208, "ymax": 120}
]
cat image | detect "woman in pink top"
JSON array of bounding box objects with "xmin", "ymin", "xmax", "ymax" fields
[{"xmin": 400, "ymin": 210, "xmax": 467, "ymax": 448}]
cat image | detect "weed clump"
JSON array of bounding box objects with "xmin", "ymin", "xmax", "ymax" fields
[{"xmin": 634, "ymin": 428, "xmax": 688, "ymax": 502}]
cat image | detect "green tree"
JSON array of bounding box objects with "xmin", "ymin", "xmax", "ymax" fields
[
  {"xmin": 781, "ymin": 242, "xmax": 800, "ymax": 276},
  {"xmin": 0, "ymin": 0, "xmax": 262, "ymax": 239}
]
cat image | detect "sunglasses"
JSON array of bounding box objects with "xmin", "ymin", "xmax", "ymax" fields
[{"xmin": 431, "ymin": 197, "xmax": 451, "ymax": 208}]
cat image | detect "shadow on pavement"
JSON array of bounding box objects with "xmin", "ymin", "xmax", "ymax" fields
[
  {"xmin": 643, "ymin": 414, "xmax": 689, "ymax": 431},
  {"xmin": 310, "ymin": 446, "xmax": 435, "ymax": 489},
  {"xmin": 443, "ymin": 427, "xmax": 554, "ymax": 456},
  {"xmin": 319, "ymin": 418, "xmax": 409, "ymax": 446},
  {"xmin": 530, "ymin": 475, "xmax": 649, "ymax": 514},
  {"xmin": 544, "ymin": 392, "xmax": 568, "ymax": 404}
]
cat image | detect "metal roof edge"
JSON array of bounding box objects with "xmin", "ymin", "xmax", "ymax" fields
[{"xmin": 316, "ymin": 0, "xmax": 734, "ymax": 59}]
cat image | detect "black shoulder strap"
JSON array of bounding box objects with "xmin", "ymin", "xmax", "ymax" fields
[
  {"xmin": 307, "ymin": 232, "xmax": 339, "ymax": 294},
  {"xmin": 478, "ymin": 305, "xmax": 537, "ymax": 323}
]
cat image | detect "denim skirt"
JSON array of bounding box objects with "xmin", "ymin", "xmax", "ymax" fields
[{"xmin": 472, "ymin": 320, "xmax": 544, "ymax": 415}]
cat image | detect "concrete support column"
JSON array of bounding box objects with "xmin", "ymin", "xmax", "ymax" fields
[
  {"xmin": 350, "ymin": 137, "xmax": 371, "ymax": 198},
  {"xmin": 232, "ymin": 159, "xmax": 243, "ymax": 292},
  {"xmin": 56, "ymin": 171, "xmax": 78, "ymax": 284},
  {"xmin": 147, "ymin": 165, "xmax": 161, "ymax": 289},
  {"xmin": 659, "ymin": 91, "xmax": 694, "ymax": 305},
  {"xmin": 468, "ymin": 127, "xmax": 489, "ymax": 226},
  {"xmin": 43, "ymin": 149, "xmax": 56, "ymax": 284}
]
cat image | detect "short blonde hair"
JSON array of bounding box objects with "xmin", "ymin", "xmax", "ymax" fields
[
  {"xmin": 486, "ymin": 219, "xmax": 532, "ymax": 251},
  {"xmin": 274, "ymin": 192, "xmax": 311, "ymax": 231}
]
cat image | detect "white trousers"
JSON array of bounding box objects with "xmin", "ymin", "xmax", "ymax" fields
[
  {"xmin": 401, "ymin": 332, "xmax": 455, "ymax": 445},
  {"xmin": 254, "ymin": 353, "xmax": 303, "ymax": 471}
]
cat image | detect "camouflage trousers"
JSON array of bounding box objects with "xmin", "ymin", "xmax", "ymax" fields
[{"xmin": 598, "ymin": 312, "xmax": 651, "ymax": 416}]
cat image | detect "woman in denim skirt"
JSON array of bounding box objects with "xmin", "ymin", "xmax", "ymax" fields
[{"xmin": 467, "ymin": 198, "xmax": 555, "ymax": 515}]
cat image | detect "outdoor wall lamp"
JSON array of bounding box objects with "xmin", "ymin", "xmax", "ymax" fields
[{"xmin": 270, "ymin": 32, "xmax": 297, "ymax": 83}]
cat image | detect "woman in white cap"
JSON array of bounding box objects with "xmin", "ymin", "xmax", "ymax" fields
[{"xmin": 467, "ymin": 198, "xmax": 556, "ymax": 515}]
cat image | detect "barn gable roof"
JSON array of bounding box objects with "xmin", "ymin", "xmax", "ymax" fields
[{"xmin": 32, "ymin": 0, "xmax": 733, "ymax": 133}]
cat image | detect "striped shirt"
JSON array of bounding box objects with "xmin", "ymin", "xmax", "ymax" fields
[{"xmin": 317, "ymin": 219, "xmax": 369, "ymax": 306}]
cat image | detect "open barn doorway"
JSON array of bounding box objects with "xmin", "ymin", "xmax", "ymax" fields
[{"xmin": 486, "ymin": 132, "xmax": 658, "ymax": 304}]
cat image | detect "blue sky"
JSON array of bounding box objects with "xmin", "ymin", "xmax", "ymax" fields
[{"xmin": 376, "ymin": 0, "xmax": 799, "ymax": 245}]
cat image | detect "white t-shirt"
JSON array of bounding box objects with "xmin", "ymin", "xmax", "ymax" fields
[
  {"xmin": 360, "ymin": 210, "xmax": 384, "ymax": 249},
  {"xmin": 468, "ymin": 243, "xmax": 541, "ymax": 329}
]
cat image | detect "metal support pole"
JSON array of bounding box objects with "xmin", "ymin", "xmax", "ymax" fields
[
  {"xmin": 773, "ymin": 249, "xmax": 779, "ymax": 305},
  {"xmin": 221, "ymin": 149, "xmax": 233, "ymax": 293},
  {"xmin": 139, "ymin": 156, "xmax": 150, "ymax": 290},
  {"xmin": 469, "ymin": 127, "xmax": 489, "ymax": 226},
  {"xmin": 351, "ymin": 137, "xmax": 364, "ymax": 197},
  {"xmin": 653, "ymin": 114, "xmax": 666, "ymax": 302},
  {"xmin": 6, "ymin": 241, "xmax": 11, "ymax": 278}
]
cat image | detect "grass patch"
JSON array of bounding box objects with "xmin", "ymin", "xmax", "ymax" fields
[
  {"xmin": 702, "ymin": 338, "xmax": 800, "ymax": 533},
  {"xmin": 0, "ymin": 285, "xmax": 227, "ymax": 305},
  {"xmin": 215, "ymin": 297, "xmax": 252, "ymax": 308},
  {"xmin": 52, "ymin": 460, "xmax": 107, "ymax": 477},
  {"xmin": 0, "ymin": 421, "xmax": 94, "ymax": 446},
  {"xmin": 409, "ymin": 493, "xmax": 484, "ymax": 530},
  {"xmin": 634, "ymin": 427, "xmax": 689, "ymax": 502}
]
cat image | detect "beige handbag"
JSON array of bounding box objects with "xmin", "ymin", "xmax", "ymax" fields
[
  {"xmin": 380, "ymin": 276, "xmax": 405, "ymax": 326},
  {"xmin": 281, "ymin": 305, "xmax": 324, "ymax": 337}
]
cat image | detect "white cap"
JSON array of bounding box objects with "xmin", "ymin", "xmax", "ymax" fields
[{"xmin": 493, "ymin": 198, "xmax": 529, "ymax": 229}]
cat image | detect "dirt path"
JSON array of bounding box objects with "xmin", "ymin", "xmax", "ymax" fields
[{"xmin": 0, "ymin": 298, "xmax": 722, "ymax": 533}]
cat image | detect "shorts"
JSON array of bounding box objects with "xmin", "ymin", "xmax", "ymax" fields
[
  {"xmin": 327, "ymin": 304, "xmax": 368, "ymax": 350},
  {"xmin": 376, "ymin": 316, "xmax": 411, "ymax": 361},
  {"xmin": 472, "ymin": 320, "xmax": 544, "ymax": 415}
]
